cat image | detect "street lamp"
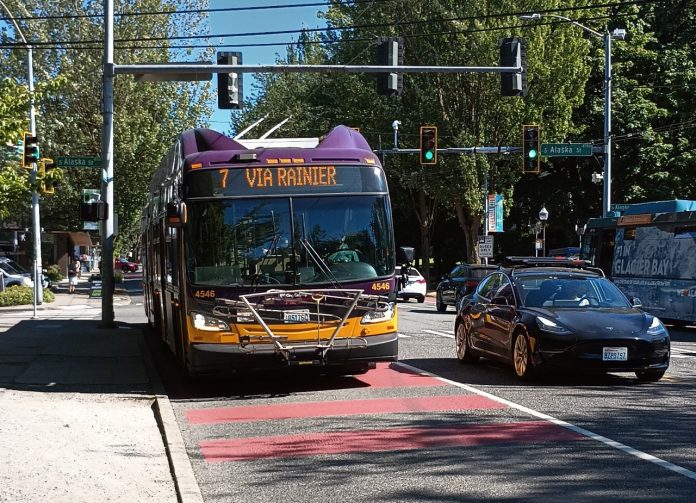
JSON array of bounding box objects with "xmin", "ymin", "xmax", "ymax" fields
[
  {"xmin": 519, "ymin": 13, "xmax": 626, "ymax": 218},
  {"xmin": 0, "ymin": 0, "xmax": 43, "ymax": 314},
  {"xmin": 539, "ymin": 205, "xmax": 549, "ymax": 256}
]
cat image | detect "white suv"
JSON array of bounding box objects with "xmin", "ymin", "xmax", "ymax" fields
[{"xmin": 0, "ymin": 257, "xmax": 34, "ymax": 288}]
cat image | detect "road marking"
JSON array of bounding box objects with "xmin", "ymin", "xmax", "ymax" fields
[
  {"xmin": 670, "ymin": 347, "xmax": 696, "ymax": 359},
  {"xmin": 199, "ymin": 421, "xmax": 583, "ymax": 462},
  {"xmin": 354, "ymin": 362, "xmax": 446, "ymax": 388},
  {"xmin": 423, "ymin": 329, "xmax": 454, "ymax": 339},
  {"xmin": 187, "ymin": 394, "xmax": 506, "ymax": 425},
  {"xmin": 397, "ymin": 332, "xmax": 411, "ymax": 338},
  {"xmin": 397, "ymin": 361, "xmax": 696, "ymax": 482}
]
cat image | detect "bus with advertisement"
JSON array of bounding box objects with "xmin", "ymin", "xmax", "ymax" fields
[
  {"xmin": 140, "ymin": 125, "xmax": 399, "ymax": 375},
  {"xmin": 581, "ymin": 200, "xmax": 696, "ymax": 326}
]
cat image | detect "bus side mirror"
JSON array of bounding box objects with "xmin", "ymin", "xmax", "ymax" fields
[
  {"xmin": 166, "ymin": 201, "xmax": 187, "ymax": 227},
  {"xmin": 629, "ymin": 297, "xmax": 642, "ymax": 307}
]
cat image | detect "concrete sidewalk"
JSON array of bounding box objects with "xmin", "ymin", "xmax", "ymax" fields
[{"xmin": 0, "ymin": 281, "xmax": 201, "ymax": 502}]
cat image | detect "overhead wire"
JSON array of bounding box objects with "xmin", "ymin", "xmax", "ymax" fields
[{"xmin": 0, "ymin": 0, "xmax": 665, "ymax": 49}]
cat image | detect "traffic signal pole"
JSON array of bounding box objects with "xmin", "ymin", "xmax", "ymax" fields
[{"xmin": 101, "ymin": 3, "xmax": 523, "ymax": 327}]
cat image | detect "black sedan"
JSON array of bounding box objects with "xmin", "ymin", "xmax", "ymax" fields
[
  {"xmin": 436, "ymin": 263, "xmax": 498, "ymax": 312},
  {"xmin": 454, "ymin": 259, "xmax": 670, "ymax": 381}
]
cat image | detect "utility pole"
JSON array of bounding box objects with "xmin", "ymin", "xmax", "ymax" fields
[{"xmin": 101, "ymin": 0, "xmax": 115, "ymax": 326}]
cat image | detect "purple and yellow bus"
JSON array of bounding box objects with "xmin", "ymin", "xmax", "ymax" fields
[{"xmin": 141, "ymin": 126, "xmax": 399, "ymax": 375}]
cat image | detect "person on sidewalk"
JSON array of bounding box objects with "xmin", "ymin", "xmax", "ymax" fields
[{"xmin": 68, "ymin": 257, "xmax": 80, "ymax": 293}]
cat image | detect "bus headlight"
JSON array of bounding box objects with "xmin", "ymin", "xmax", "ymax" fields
[
  {"xmin": 361, "ymin": 303, "xmax": 395, "ymax": 324},
  {"xmin": 190, "ymin": 311, "xmax": 230, "ymax": 331}
]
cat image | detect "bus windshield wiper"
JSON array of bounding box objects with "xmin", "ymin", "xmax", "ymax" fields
[{"xmin": 299, "ymin": 214, "xmax": 341, "ymax": 288}]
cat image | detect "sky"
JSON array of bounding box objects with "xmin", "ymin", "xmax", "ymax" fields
[{"xmin": 207, "ymin": 0, "xmax": 328, "ymax": 135}]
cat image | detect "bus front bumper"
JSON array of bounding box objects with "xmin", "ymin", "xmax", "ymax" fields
[{"xmin": 188, "ymin": 332, "xmax": 398, "ymax": 374}]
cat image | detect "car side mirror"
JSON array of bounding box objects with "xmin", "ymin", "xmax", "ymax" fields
[
  {"xmin": 629, "ymin": 297, "xmax": 642, "ymax": 307},
  {"xmin": 491, "ymin": 296, "xmax": 509, "ymax": 306}
]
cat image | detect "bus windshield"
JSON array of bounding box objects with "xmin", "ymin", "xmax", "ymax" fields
[{"xmin": 185, "ymin": 195, "xmax": 394, "ymax": 287}]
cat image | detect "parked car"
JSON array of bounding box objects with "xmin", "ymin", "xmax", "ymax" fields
[
  {"xmin": 115, "ymin": 257, "xmax": 139, "ymax": 273},
  {"xmin": 0, "ymin": 257, "xmax": 33, "ymax": 288},
  {"xmin": 435, "ymin": 263, "xmax": 498, "ymax": 312},
  {"xmin": 454, "ymin": 257, "xmax": 670, "ymax": 381},
  {"xmin": 397, "ymin": 266, "xmax": 426, "ymax": 303}
]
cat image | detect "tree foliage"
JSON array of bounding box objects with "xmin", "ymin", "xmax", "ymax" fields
[{"xmin": 0, "ymin": 0, "xmax": 212, "ymax": 253}]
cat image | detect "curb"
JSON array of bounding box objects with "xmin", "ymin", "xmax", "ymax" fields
[
  {"xmin": 138, "ymin": 331, "xmax": 204, "ymax": 503},
  {"xmin": 153, "ymin": 397, "xmax": 205, "ymax": 503}
]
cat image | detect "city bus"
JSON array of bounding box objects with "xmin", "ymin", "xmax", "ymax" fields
[
  {"xmin": 140, "ymin": 125, "xmax": 399, "ymax": 375},
  {"xmin": 582, "ymin": 200, "xmax": 696, "ymax": 326}
]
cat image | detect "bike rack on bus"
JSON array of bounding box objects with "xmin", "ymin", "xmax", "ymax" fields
[{"xmin": 213, "ymin": 289, "xmax": 391, "ymax": 364}]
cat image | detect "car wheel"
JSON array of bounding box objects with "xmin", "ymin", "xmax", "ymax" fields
[
  {"xmin": 635, "ymin": 369, "xmax": 666, "ymax": 382},
  {"xmin": 455, "ymin": 322, "xmax": 478, "ymax": 363},
  {"xmin": 122, "ymin": 266, "xmax": 129, "ymax": 273},
  {"xmin": 436, "ymin": 292, "xmax": 447, "ymax": 312},
  {"xmin": 417, "ymin": 295, "xmax": 425, "ymax": 303},
  {"xmin": 512, "ymin": 332, "xmax": 536, "ymax": 380}
]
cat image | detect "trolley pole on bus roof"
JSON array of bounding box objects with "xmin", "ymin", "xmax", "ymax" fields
[{"xmin": 101, "ymin": 0, "xmax": 115, "ymax": 327}]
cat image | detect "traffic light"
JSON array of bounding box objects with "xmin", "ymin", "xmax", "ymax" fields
[
  {"xmin": 522, "ymin": 125, "xmax": 540, "ymax": 173},
  {"xmin": 80, "ymin": 200, "xmax": 107, "ymax": 221},
  {"xmin": 500, "ymin": 37, "xmax": 527, "ymax": 97},
  {"xmin": 22, "ymin": 131, "xmax": 39, "ymax": 168},
  {"xmin": 376, "ymin": 36, "xmax": 403, "ymax": 96},
  {"xmin": 40, "ymin": 158, "xmax": 58, "ymax": 195},
  {"xmin": 419, "ymin": 126, "xmax": 438, "ymax": 165},
  {"xmin": 217, "ymin": 51, "xmax": 243, "ymax": 109}
]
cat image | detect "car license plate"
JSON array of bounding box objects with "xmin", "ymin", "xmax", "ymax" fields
[
  {"xmin": 602, "ymin": 347, "xmax": 628, "ymax": 361},
  {"xmin": 284, "ymin": 309, "xmax": 310, "ymax": 322}
]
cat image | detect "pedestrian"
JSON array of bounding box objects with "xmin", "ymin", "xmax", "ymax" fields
[{"xmin": 68, "ymin": 257, "xmax": 80, "ymax": 294}]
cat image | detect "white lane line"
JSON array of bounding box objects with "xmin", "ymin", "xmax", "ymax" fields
[
  {"xmin": 396, "ymin": 361, "xmax": 696, "ymax": 482},
  {"xmin": 423, "ymin": 329, "xmax": 454, "ymax": 339},
  {"xmin": 397, "ymin": 333, "xmax": 411, "ymax": 338}
]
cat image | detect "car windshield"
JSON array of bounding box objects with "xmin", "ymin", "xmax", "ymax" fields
[
  {"xmin": 185, "ymin": 195, "xmax": 394, "ymax": 287},
  {"xmin": 0, "ymin": 259, "xmax": 28, "ymax": 275},
  {"xmin": 518, "ymin": 275, "xmax": 631, "ymax": 309}
]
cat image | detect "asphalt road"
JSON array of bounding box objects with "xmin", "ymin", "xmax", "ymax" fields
[{"xmin": 147, "ymin": 295, "xmax": 696, "ymax": 502}]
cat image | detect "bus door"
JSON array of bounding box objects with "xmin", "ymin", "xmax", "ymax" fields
[{"xmin": 163, "ymin": 225, "xmax": 186, "ymax": 364}]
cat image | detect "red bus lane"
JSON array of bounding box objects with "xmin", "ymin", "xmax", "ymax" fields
[{"xmin": 184, "ymin": 363, "xmax": 585, "ymax": 463}]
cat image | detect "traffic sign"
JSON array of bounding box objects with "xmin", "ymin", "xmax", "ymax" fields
[
  {"xmin": 56, "ymin": 156, "xmax": 102, "ymax": 168},
  {"xmin": 541, "ymin": 143, "xmax": 592, "ymax": 157},
  {"xmin": 478, "ymin": 235, "xmax": 494, "ymax": 258}
]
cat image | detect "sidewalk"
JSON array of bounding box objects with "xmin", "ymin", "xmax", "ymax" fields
[{"xmin": 0, "ymin": 277, "xmax": 201, "ymax": 502}]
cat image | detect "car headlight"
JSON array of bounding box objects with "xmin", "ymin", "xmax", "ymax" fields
[
  {"xmin": 536, "ymin": 315, "xmax": 571, "ymax": 335},
  {"xmin": 647, "ymin": 315, "xmax": 667, "ymax": 337},
  {"xmin": 190, "ymin": 311, "xmax": 230, "ymax": 331},
  {"xmin": 361, "ymin": 303, "xmax": 395, "ymax": 324}
]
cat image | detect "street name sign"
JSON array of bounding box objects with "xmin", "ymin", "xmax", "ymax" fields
[
  {"xmin": 541, "ymin": 143, "xmax": 592, "ymax": 157},
  {"xmin": 57, "ymin": 156, "xmax": 102, "ymax": 168}
]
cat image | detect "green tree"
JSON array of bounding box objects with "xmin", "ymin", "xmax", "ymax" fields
[
  {"xmin": 0, "ymin": 0, "xmax": 212, "ymax": 253},
  {"xmin": 231, "ymin": 0, "xmax": 594, "ymax": 281}
]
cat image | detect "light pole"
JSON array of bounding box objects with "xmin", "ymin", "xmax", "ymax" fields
[
  {"xmin": 0, "ymin": 0, "xmax": 43, "ymax": 314},
  {"xmin": 519, "ymin": 13, "xmax": 626, "ymax": 217},
  {"xmin": 539, "ymin": 205, "xmax": 549, "ymax": 257}
]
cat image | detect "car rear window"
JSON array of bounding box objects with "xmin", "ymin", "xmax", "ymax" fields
[{"xmin": 469, "ymin": 268, "xmax": 494, "ymax": 279}]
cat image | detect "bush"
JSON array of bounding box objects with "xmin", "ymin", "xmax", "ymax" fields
[
  {"xmin": 114, "ymin": 270, "xmax": 124, "ymax": 283},
  {"xmin": 0, "ymin": 286, "xmax": 55, "ymax": 306},
  {"xmin": 46, "ymin": 264, "xmax": 64, "ymax": 282}
]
